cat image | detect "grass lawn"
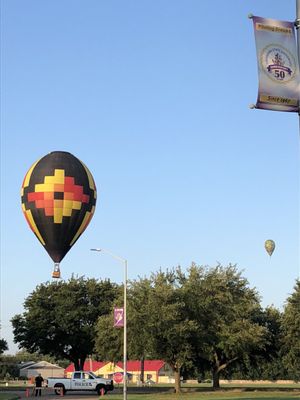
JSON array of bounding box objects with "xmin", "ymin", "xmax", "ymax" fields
[
  {"xmin": 0, "ymin": 394, "xmax": 20, "ymax": 400},
  {"xmin": 106, "ymin": 394, "xmax": 299, "ymax": 399},
  {"xmin": 0, "ymin": 391, "xmax": 299, "ymax": 400},
  {"xmin": 0, "ymin": 384, "xmax": 299, "ymax": 400},
  {"xmin": 0, "ymin": 393, "xmax": 299, "ymax": 400},
  {"xmin": 107, "ymin": 393, "xmax": 300, "ymax": 399}
]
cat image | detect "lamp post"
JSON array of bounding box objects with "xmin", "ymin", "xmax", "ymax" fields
[{"xmin": 90, "ymin": 248, "xmax": 127, "ymax": 400}]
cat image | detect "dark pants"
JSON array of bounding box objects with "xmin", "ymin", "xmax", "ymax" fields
[{"xmin": 35, "ymin": 388, "xmax": 42, "ymax": 396}]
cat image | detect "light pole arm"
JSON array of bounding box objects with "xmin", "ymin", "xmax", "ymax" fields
[{"xmin": 90, "ymin": 248, "xmax": 126, "ymax": 263}]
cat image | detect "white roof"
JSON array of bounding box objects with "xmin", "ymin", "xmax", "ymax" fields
[{"xmin": 19, "ymin": 361, "xmax": 63, "ymax": 370}]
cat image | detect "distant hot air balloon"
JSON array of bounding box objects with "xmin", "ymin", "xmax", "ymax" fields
[
  {"xmin": 21, "ymin": 151, "xmax": 97, "ymax": 278},
  {"xmin": 265, "ymin": 239, "xmax": 275, "ymax": 257}
]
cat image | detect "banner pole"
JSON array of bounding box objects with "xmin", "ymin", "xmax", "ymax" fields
[
  {"xmin": 296, "ymin": 0, "xmax": 300, "ymax": 123},
  {"xmin": 296, "ymin": 0, "xmax": 300, "ymax": 281}
]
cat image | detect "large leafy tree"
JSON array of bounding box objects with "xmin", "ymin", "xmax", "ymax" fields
[
  {"xmin": 227, "ymin": 306, "xmax": 284, "ymax": 380},
  {"xmin": 1, "ymin": 350, "xmax": 69, "ymax": 368},
  {"xmin": 126, "ymin": 278, "xmax": 160, "ymax": 383},
  {"xmin": 281, "ymin": 280, "xmax": 300, "ymax": 380},
  {"xmin": 95, "ymin": 279, "xmax": 154, "ymax": 382},
  {"xmin": 95, "ymin": 279, "xmax": 151, "ymax": 362},
  {"xmin": 0, "ymin": 325, "xmax": 8, "ymax": 355},
  {"xmin": 95, "ymin": 271, "xmax": 197, "ymax": 393},
  {"xmin": 251, "ymin": 306, "xmax": 283, "ymax": 380},
  {"xmin": 0, "ymin": 338, "xmax": 8, "ymax": 355},
  {"xmin": 142, "ymin": 270, "xmax": 197, "ymax": 393},
  {"xmin": 12, "ymin": 276, "xmax": 119, "ymax": 370},
  {"xmin": 94, "ymin": 289, "xmax": 124, "ymax": 363},
  {"xmin": 181, "ymin": 264, "xmax": 268, "ymax": 389},
  {"xmin": 96, "ymin": 264, "xmax": 269, "ymax": 391}
]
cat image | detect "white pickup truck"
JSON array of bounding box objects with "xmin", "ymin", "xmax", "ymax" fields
[{"xmin": 45, "ymin": 371, "xmax": 114, "ymax": 395}]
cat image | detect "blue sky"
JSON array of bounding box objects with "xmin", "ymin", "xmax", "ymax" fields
[{"xmin": 1, "ymin": 0, "xmax": 299, "ymax": 354}]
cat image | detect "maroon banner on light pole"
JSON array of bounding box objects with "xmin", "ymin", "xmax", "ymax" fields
[{"xmin": 114, "ymin": 307, "xmax": 124, "ymax": 327}]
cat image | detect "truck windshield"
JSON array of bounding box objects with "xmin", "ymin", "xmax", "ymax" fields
[{"xmin": 88, "ymin": 372, "xmax": 97, "ymax": 379}]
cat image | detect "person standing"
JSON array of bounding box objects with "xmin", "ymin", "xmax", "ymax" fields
[{"xmin": 35, "ymin": 374, "xmax": 44, "ymax": 396}]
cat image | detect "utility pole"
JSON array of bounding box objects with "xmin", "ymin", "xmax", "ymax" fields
[{"xmin": 296, "ymin": 0, "xmax": 300, "ymax": 121}]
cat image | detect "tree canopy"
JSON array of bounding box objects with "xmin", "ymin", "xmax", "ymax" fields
[
  {"xmin": 12, "ymin": 276, "xmax": 119, "ymax": 370},
  {"xmin": 95, "ymin": 270, "xmax": 197, "ymax": 393},
  {"xmin": 180, "ymin": 264, "xmax": 268, "ymax": 388},
  {"xmin": 95, "ymin": 264, "xmax": 269, "ymax": 391},
  {"xmin": 0, "ymin": 338, "xmax": 8, "ymax": 355},
  {"xmin": 281, "ymin": 280, "xmax": 300, "ymax": 380},
  {"xmin": 11, "ymin": 266, "xmax": 299, "ymax": 388}
]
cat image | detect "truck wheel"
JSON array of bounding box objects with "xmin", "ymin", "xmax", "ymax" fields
[
  {"xmin": 96, "ymin": 385, "xmax": 107, "ymax": 395},
  {"xmin": 54, "ymin": 384, "xmax": 66, "ymax": 396}
]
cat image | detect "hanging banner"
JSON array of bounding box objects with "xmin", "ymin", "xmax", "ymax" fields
[
  {"xmin": 114, "ymin": 307, "xmax": 124, "ymax": 327},
  {"xmin": 252, "ymin": 16, "xmax": 300, "ymax": 112}
]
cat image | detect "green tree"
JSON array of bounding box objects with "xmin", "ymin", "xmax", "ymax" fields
[
  {"xmin": 252, "ymin": 306, "xmax": 284, "ymax": 380},
  {"xmin": 131, "ymin": 271, "xmax": 196, "ymax": 393},
  {"xmin": 0, "ymin": 338, "xmax": 8, "ymax": 355},
  {"xmin": 281, "ymin": 280, "xmax": 300, "ymax": 380},
  {"xmin": 95, "ymin": 271, "xmax": 196, "ymax": 393},
  {"xmin": 12, "ymin": 276, "xmax": 119, "ymax": 370},
  {"xmin": 0, "ymin": 363, "xmax": 19, "ymax": 380},
  {"xmin": 227, "ymin": 306, "xmax": 285, "ymax": 380},
  {"xmin": 94, "ymin": 288, "xmax": 124, "ymax": 363},
  {"xmin": 0, "ymin": 325, "xmax": 8, "ymax": 355},
  {"xmin": 0, "ymin": 350, "xmax": 66, "ymax": 366},
  {"xmin": 95, "ymin": 279, "xmax": 153, "ymax": 383},
  {"xmin": 126, "ymin": 278, "xmax": 155, "ymax": 383},
  {"xmin": 182, "ymin": 264, "xmax": 268, "ymax": 389}
]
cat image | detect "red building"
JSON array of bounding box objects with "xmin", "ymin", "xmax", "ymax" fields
[{"xmin": 65, "ymin": 360, "xmax": 174, "ymax": 383}]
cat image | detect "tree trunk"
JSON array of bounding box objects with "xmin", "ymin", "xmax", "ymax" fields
[
  {"xmin": 174, "ymin": 367, "xmax": 181, "ymax": 393},
  {"xmin": 79, "ymin": 356, "xmax": 86, "ymax": 371},
  {"xmin": 72, "ymin": 356, "xmax": 86, "ymax": 371},
  {"xmin": 212, "ymin": 368, "xmax": 220, "ymax": 390},
  {"xmin": 140, "ymin": 356, "xmax": 145, "ymax": 383},
  {"xmin": 73, "ymin": 359, "xmax": 80, "ymax": 371},
  {"xmin": 211, "ymin": 354, "xmax": 238, "ymax": 390}
]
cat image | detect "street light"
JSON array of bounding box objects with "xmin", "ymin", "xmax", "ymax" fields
[{"xmin": 90, "ymin": 248, "xmax": 127, "ymax": 400}]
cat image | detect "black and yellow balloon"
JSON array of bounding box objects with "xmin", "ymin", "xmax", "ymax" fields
[
  {"xmin": 21, "ymin": 151, "xmax": 97, "ymax": 278},
  {"xmin": 265, "ymin": 239, "xmax": 275, "ymax": 257}
]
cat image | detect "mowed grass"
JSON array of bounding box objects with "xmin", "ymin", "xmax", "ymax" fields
[
  {"xmin": 1, "ymin": 393, "xmax": 299, "ymax": 400},
  {"xmin": 0, "ymin": 394, "xmax": 19, "ymax": 400},
  {"xmin": 1, "ymin": 384, "xmax": 300, "ymax": 400},
  {"xmin": 0, "ymin": 392, "xmax": 300, "ymax": 400},
  {"xmin": 107, "ymin": 393, "xmax": 300, "ymax": 400}
]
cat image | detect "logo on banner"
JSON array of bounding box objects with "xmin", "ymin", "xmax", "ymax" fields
[
  {"xmin": 114, "ymin": 307, "xmax": 124, "ymax": 327},
  {"xmin": 260, "ymin": 44, "xmax": 297, "ymax": 84}
]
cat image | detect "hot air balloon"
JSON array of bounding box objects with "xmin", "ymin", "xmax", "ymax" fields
[
  {"xmin": 265, "ymin": 239, "xmax": 275, "ymax": 257},
  {"xmin": 21, "ymin": 151, "xmax": 97, "ymax": 278}
]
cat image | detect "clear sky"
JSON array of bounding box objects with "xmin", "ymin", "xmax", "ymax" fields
[{"xmin": 1, "ymin": 0, "xmax": 299, "ymax": 355}]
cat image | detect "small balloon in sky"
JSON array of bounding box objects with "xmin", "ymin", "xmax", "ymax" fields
[
  {"xmin": 265, "ymin": 239, "xmax": 275, "ymax": 257},
  {"xmin": 21, "ymin": 151, "xmax": 97, "ymax": 279}
]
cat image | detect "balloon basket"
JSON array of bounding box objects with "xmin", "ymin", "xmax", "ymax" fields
[{"xmin": 52, "ymin": 263, "xmax": 61, "ymax": 279}]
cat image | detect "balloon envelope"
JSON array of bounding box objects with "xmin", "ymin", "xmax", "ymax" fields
[
  {"xmin": 265, "ymin": 239, "xmax": 275, "ymax": 256},
  {"xmin": 21, "ymin": 151, "xmax": 97, "ymax": 265}
]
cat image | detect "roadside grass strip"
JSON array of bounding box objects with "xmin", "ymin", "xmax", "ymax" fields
[
  {"xmin": 0, "ymin": 394, "xmax": 20, "ymax": 400},
  {"xmin": 106, "ymin": 391, "xmax": 300, "ymax": 400}
]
